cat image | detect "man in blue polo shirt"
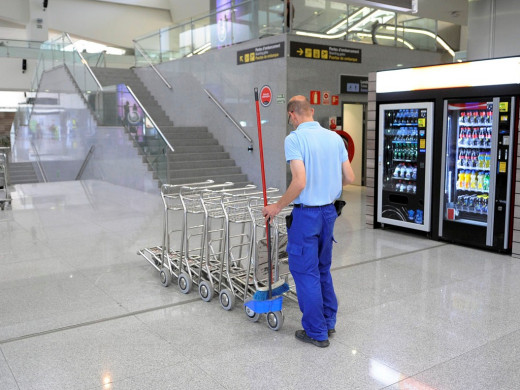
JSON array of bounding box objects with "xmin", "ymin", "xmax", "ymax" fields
[{"xmin": 263, "ymin": 95, "xmax": 355, "ymax": 348}]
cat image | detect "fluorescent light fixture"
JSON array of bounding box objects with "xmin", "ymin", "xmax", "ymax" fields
[
  {"xmin": 376, "ymin": 56, "xmax": 520, "ymax": 93},
  {"xmin": 296, "ymin": 30, "xmax": 346, "ymax": 39},
  {"xmin": 357, "ymin": 32, "xmax": 415, "ymax": 49},
  {"xmin": 385, "ymin": 26, "xmax": 455, "ymax": 56},
  {"xmin": 64, "ymin": 40, "xmax": 126, "ymax": 55}
]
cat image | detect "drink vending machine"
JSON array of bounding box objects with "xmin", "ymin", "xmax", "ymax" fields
[
  {"xmin": 377, "ymin": 102, "xmax": 434, "ymax": 232},
  {"xmin": 439, "ymin": 97, "xmax": 516, "ymax": 250}
]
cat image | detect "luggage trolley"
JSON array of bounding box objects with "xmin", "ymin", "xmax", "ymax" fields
[
  {"xmin": 198, "ymin": 187, "xmax": 278, "ymax": 309},
  {"xmin": 244, "ymin": 199, "xmax": 297, "ymax": 330},
  {"xmin": 175, "ymin": 183, "xmax": 258, "ymax": 295},
  {"xmin": 137, "ymin": 180, "xmax": 231, "ymax": 288}
]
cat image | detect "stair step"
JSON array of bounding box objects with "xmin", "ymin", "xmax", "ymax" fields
[
  {"xmin": 155, "ymin": 166, "xmax": 241, "ymax": 179},
  {"xmin": 169, "ymin": 145, "xmax": 224, "ymax": 153},
  {"xmin": 169, "ymin": 159, "xmax": 236, "ymax": 170},
  {"xmin": 168, "ymin": 152, "xmax": 230, "ymax": 161},
  {"xmin": 167, "ymin": 173, "xmax": 248, "ymax": 185}
]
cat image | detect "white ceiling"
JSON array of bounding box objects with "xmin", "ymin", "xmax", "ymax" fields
[{"xmin": 80, "ymin": 0, "xmax": 469, "ymax": 25}]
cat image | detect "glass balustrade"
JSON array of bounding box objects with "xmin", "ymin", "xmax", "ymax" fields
[
  {"xmin": 93, "ymin": 84, "xmax": 172, "ymax": 185},
  {"xmin": 134, "ymin": 0, "xmax": 459, "ymax": 64}
]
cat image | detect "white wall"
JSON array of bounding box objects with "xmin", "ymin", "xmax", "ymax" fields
[
  {"xmin": 46, "ymin": 0, "xmax": 172, "ymax": 47},
  {"xmin": 1, "ymin": 0, "xmax": 30, "ymax": 25},
  {"xmin": 0, "ymin": 57, "xmax": 36, "ymax": 91},
  {"xmin": 169, "ymin": 0, "xmax": 209, "ymax": 24},
  {"xmin": 467, "ymin": 0, "xmax": 520, "ymax": 60}
]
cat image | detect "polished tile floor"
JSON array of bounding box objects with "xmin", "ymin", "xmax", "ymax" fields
[{"xmin": 1, "ymin": 181, "xmax": 519, "ymax": 389}]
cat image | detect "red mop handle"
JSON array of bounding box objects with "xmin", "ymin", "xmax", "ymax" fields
[
  {"xmin": 254, "ymin": 88, "xmax": 268, "ymax": 207},
  {"xmin": 254, "ymin": 88, "xmax": 273, "ymax": 291}
]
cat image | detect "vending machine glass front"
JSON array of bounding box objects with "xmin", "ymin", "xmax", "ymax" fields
[
  {"xmin": 442, "ymin": 101, "xmax": 493, "ymax": 226},
  {"xmin": 378, "ymin": 102, "xmax": 433, "ymax": 232}
]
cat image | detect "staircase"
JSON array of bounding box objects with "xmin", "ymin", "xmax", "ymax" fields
[
  {"xmin": 90, "ymin": 67, "xmax": 249, "ymax": 187},
  {"xmin": 7, "ymin": 162, "xmax": 39, "ymax": 184}
]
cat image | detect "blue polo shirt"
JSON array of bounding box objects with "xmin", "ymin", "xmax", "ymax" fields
[{"xmin": 285, "ymin": 121, "xmax": 348, "ymax": 206}]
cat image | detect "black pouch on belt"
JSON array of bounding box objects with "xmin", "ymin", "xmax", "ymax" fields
[
  {"xmin": 334, "ymin": 200, "xmax": 346, "ymax": 216},
  {"xmin": 285, "ymin": 213, "xmax": 293, "ymax": 229}
]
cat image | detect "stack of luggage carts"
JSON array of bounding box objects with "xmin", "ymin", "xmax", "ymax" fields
[{"xmin": 138, "ymin": 180, "xmax": 296, "ymax": 331}]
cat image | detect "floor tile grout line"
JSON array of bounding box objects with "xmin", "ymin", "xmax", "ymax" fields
[
  {"xmin": 0, "ymin": 297, "xmax": 201, "ymax": 345},
  {"xmin": 0, "ymin": 244, "xmax": 449, "ymax": 345},
  {"xmin": 331, "ymin": 242, "xmax": 449, "ymax": 272}
]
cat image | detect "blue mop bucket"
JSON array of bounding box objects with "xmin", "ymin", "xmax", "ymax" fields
[{"xmin": 244, "ymin": 296, "xmax": 283, "ymax": 314}]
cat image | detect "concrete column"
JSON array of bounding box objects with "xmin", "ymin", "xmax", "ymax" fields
[
  {"xmin": 467, "ymin": 0, "xmax": 520, "ymax": 60},
  {"xmin": 26, "ymin": 0, "xmax": 48, "ymax": 42}
]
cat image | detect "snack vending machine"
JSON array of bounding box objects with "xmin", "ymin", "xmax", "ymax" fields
[
  {"xmin": 377, "ymin": 102, "xmax": 434, "ymax": 232},
  {"xmin": 439, "ymin": 97, "xmax": 516, "ymax": 250}
]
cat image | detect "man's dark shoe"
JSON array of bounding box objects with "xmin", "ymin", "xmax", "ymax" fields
[
  {"xmin": 295, "ymin": 330, "xmax": 329, "ymax": 348},
  {"xmin": 328, "ymin": 328, "xmax": 336, "ymax": 337}
]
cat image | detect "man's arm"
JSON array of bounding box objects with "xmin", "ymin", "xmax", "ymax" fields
[
  {"xmin": 262, "ymin": 159, "xmax": 305, "ymax": 220},
  {"xmin": 342, "ymin": 159, "xmax": 355, "ymax": 185}
]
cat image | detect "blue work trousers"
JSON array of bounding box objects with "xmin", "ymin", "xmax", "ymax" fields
[{"xmin": 287, "ymin": 204, "xmax": 338, "ymax": 341}]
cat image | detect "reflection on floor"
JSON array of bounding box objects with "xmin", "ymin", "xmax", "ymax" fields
[{"xmin": 1, "ymin": 181, "xmax": 519, "ymax": 390}]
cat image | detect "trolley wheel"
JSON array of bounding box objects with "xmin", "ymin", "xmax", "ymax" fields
[
  {"xmin": 244, "ymin": 301, "xmax": 260, "ymax": 322},
  {"xmin": 219, "ymin": 289, "xmax": 235, "ymax": 311},
  {"xmin": 178, "ymin": 272, "xmax": 192, "ymax": 294},
  {"xmin": 266, "ymin": 311, "xmax": 284, "ymax": 331},
  {"xmin": 159, "ymin": 268, "xmax": 171, "ymax": 287},
  {"xmin": 198, "ymin": 280, "xmax": 214, "ymax": 302}
]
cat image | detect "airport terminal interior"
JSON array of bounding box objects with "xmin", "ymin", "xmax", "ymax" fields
[{"xmin": 2, "ymin": 0, "xmax": 520, "ymax": 389}]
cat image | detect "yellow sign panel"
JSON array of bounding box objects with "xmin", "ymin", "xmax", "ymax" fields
[
  {"xmin": 321, "ymin": 49, "xmax": 328, "ymax": 59},
  {"xmin": 420, "ymin": 139, "xmax": 426, "ymax": 149},
  {"xmin": 245, "ymin": 53, "xmax": 249, "ymax": 62},
  {"xmin": 499, "ymin": 102, "xmax": 509, "ymax": 112},
  {"xmin": 305, "ymin": 48, "xmax": 312, "ymax": 58},
  {"xmin": 418, "ymin": 118, "xmax": 426, "ymax": 128},
  {"xmin": 313, "ymin": 49, "xmax": 320, "ymax": 59},
  {"xmin": 499, "ymin": 161, "xmax": 507, "ymax": 173},
  {"xmin": 250, "ymin": 52, "xmax": 255, "ymax": 62}
]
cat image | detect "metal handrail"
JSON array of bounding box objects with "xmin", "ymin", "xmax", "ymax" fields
[
  {"xmin": 125, "ymin": 85, "xmax": 174, "ymax": 153},
  {"xmin": 94, "ymin": 51, "xmax": 106, "ymax": 67},
  {"xmin": 132, "ymin": 40, "xmax": 173, "ymax": 90},
  {"xmin": 30, "ymin": 141, "xmax": 47, "ymax": 183},
  {"xmin": 65, "ymin": 33, "xmax": 104, "ymax": 92},
  {"xmin": 204, "ymin": 88, "xmax": 253, "ymax": 145},
  {"xmin": 76, "ymin": 145, "xmax": 95, "ymax": 180}
]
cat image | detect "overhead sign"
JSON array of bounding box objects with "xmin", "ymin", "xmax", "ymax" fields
[
  {"xmin": 260, "ymin": 85, "xmax": 272, "ymax": 107},
  {"xmin": 290, "ymin": 41, "xmax": 361, "ymax": 63},
  {"xmin": 340, "ymin": 75, "xmax": 369, "ymax": 94},
  {"xmin": 237, "ymin": 42, "xmax": 285, "ymax": 65}
]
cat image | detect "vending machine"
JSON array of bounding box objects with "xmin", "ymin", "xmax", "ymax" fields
[
  {"xmin": 377, "ymin": 102, "xmax": 434, "ymax": 232},
  {"xmin": 439, "ymin": 97, "xmax": 516, "ymax": 250}
]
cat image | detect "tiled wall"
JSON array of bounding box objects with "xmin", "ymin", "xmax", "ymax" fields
[{"xmin": 365, "ymin": 72, "xmax": 376, "ymax": 229}]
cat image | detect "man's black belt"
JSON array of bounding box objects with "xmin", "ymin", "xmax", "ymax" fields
[{"xmin": 293, "ymin": 203, "xmax": 333, "ymax": 208}]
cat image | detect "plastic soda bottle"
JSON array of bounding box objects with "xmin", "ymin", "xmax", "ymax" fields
[
  {"xmin": 458, "ymin": 170, "xmax": 465, "ymax": 188},
  {"xmin": 485, "ymin": 152, "xmax": 491, "ymax": 169},
  {"xmin": 477, "ymin": 172, "xmax": 484, "ymax": 190},
  {"xmin": 478, "ymin": 152, "xmax": 485, "ymax": 168},
  {"xmin": 470, "ymin": 171, "xmax": 477, "ymax": 189},
  {"xmin": 465, "ymin": 170, "xmax": 471, "ymax": 189},
  {"xmin": 483, "ymin": 173, "xmax": 490, "ymax": 191}
]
